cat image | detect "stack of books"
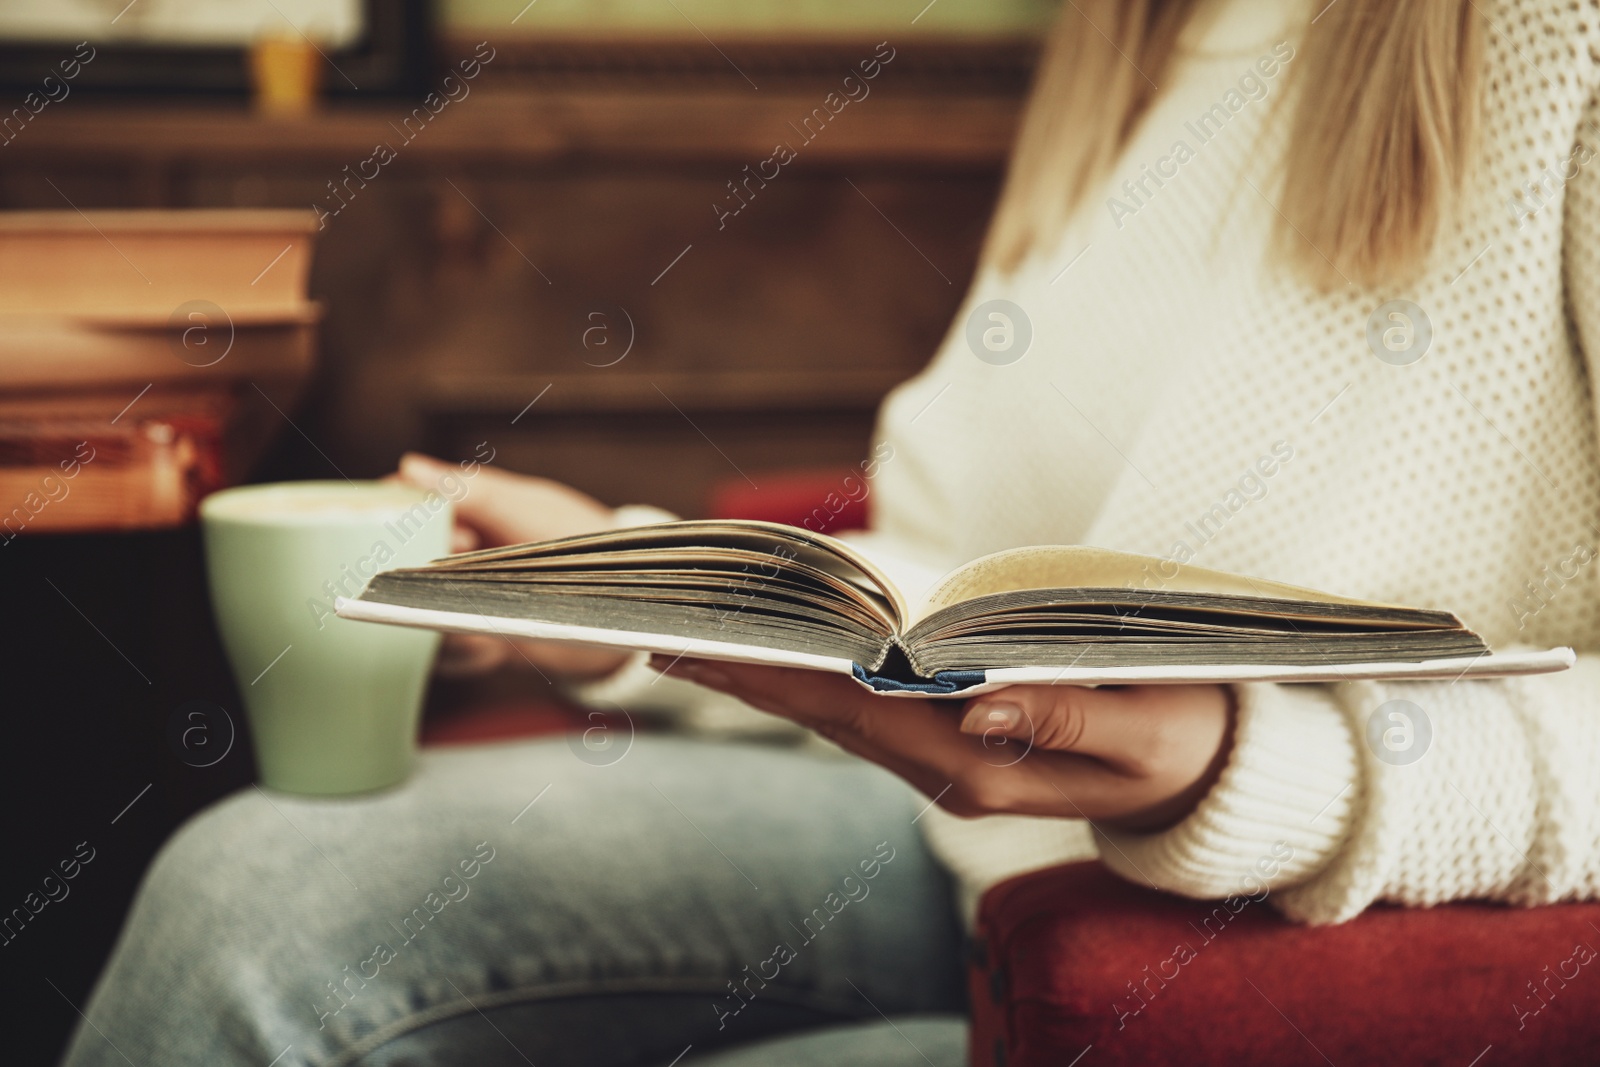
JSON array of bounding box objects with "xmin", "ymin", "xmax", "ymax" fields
[{"xmin": 0, "ymin": 210, "xmax": 319, "ymax": 534}]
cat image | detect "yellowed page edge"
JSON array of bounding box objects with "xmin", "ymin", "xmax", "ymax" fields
[
  {"xmin": 915, "ymin": 544, "xmax": 1411, "ymax": 624},
  {"xmin": 335, "ymin": 596, "xmax": 860, "ymax": 675},
  {"xmin": 433, "ymin": 519, "xmax": 910, "ymax": 632}
]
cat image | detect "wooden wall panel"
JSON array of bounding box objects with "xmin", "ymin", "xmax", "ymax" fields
[{"xmin": 0, "ymin": 40, "xmax": 1026, "ymax": 513}]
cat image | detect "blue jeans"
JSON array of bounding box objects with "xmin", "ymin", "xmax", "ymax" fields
[{"xmin": 60, "ymin": 737, "xmax": 968, "ymax": 1066}]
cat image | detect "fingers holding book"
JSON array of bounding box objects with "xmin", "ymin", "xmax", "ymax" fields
[
  {"xmin": 649, "ymin": 656, "xmax": 1236, "ymax": 833},
  {"xmin": 957, "ymin": 684, "xmax": 1237, "ymax": 832}
]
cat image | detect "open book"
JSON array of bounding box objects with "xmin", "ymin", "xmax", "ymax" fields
[{"xmin": 335, "ymin": 520, "xmax": 1573, "ymax": 697}]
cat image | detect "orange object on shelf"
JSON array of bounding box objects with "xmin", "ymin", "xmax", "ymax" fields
[{"xmin": 249, "ymin": 35, "xmax": 323, "ymax": 117}]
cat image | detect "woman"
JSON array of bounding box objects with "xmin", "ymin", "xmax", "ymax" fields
[{"xmin": 64, "ymin": 0, "xmax": 1600, "ymax": 1063}]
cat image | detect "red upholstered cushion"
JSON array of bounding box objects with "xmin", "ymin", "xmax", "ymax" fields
[
  {"xmin": 707, "ymin": 467, "xmax": 868, "ymax": 533},
  {"xmin": 419, "ymin": 700, "xmax": 590, "ymax": 746},
  {"xmin": 970, "ymin": 861, "xmax": 1600, "ymax": 1066}
]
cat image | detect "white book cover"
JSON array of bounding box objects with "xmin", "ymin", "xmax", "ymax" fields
[{"xmin": 334, "ymin": 596, "xmax": 1576, "ymax": 699}]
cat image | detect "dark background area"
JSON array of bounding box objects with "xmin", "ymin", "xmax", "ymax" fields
[{"xmin": 0, "ymin": 12, "xmax": 1032, "ymax": 1063}]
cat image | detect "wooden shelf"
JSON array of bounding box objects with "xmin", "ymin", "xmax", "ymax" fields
[
  {"xmin": 3, "ymin": 90, "xmax": 1020, "ymax": 170},
  {"xmin": 446, "ymin": 34, "xmax": 1037, "ymax": 95},
  {"xmin": 421, "ymin": 368, "xmax": 907, "ymax": 415}
]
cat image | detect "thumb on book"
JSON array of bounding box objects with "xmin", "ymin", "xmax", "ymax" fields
[{"xmin": 958, "ymin": 685, "xmax": 1164, "ymax": 771}]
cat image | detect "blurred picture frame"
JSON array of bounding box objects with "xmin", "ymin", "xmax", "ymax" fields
[{"xmin": 0, "ymin": 0, "xmax": 431, "ymax": 97}]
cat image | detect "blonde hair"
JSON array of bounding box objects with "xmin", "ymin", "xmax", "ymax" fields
[{"xmin": 983, "ymin": 0, "xmax": 1483, "ymax": 289}]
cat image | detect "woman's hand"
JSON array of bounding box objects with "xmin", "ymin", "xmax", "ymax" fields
[
  {"xmin": 650, "ymin": 657, "xmax": 1236, "ymax": 832},
  {"xmin": 392, "ymin": 452, "xmax": 632, "ymax": 681},
  {"xmin": 394, "ymin": 452, "xmax": 618, "ymax": 553}
]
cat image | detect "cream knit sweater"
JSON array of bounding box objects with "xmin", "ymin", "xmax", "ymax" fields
[{"xmin": 586, "ymin": 0, "xmax": 1600, "ymax": 926}]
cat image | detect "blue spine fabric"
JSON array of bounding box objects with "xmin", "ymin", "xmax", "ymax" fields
[{"xmin": 850, "ymin": 663, "xmax": 988, "ymax": 696}]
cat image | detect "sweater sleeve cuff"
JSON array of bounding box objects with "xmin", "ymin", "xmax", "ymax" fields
[
  {"xmin": 1094, "ymin": 682, "xmax": 1361, "ymax": 900},
  {"xmin": 611, "ymin": 503, "xmax": 680, "ymax": 529}
]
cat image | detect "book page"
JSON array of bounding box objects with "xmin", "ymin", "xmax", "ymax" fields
[
  {"xmin": 427, "ymin": 519, "xmax": 910, "ymax": 631},
  {"xmin": 834, "ymin": 531, "xmax": 946, "ymax": 615},
  {"xmin": 909, "ymin": 544, "xmax": 1384, "ymax": 626}
]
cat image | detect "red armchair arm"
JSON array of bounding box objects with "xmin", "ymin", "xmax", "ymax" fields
[{"xmin": 970, "ymin": 861, "xmax": 1600, "ymax": 1066}]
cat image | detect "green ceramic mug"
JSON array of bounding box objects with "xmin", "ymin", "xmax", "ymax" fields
[{"xmin": 200, "ymin": 481, "xmax": 451, "ymax": 794}]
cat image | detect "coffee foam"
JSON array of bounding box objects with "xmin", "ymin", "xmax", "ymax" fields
[{"xmin": 202, "ymin": 483, "xmax": 439, "ymax": 525}]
